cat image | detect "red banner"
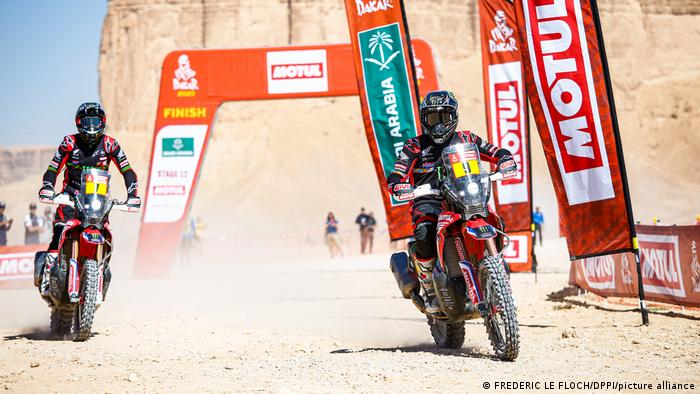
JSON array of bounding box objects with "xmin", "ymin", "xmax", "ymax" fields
[
  {"xmin": 513, "ymin": 0, "xmax": 633, "ymax": 259},
  {"xmin": 570, "ymin": 225, "xmax": 700, "ymax": 307},
  {"xmin": 343, "ymin": 0, "xmax": 429, "ymax": 241},
  {"xmin": 0, "ymin": 244, "xmax": 45, "ymax": 289},
  {"xmin": 479, "ymin": 0, "xmax": 532, "ymax": 234}
]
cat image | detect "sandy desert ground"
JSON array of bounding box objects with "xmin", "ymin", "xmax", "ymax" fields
[{"xmin": 1, "ymin": 240, "xmax": 698, "ymax": 393}]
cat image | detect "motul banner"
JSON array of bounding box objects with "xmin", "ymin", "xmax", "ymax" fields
[
  {"xmin": 0, "ymin": 245, "xmax": 45, "ymax": 289},
  {"xmin": 513, "ymin": 0, "xmax": 633, "ymax": 258},
  {"xmin": 479, "ymin": 0, "xmax": 531, "ymax": 234},
  {"xmin": 570, "ymin": 225, "xmax": 700, "ymax": 307},
  {"xmin": 343, "ymin": 0, "xmax": 423, "ymax": 240}
]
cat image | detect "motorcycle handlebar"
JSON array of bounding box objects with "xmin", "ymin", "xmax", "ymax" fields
[
  {"xmin": 40, "ymin": 193, "xmax": 140, "ymax": 213},
  {"xmin": 394, "ymin": 172, "xmax": 514, "ymax": 202}
]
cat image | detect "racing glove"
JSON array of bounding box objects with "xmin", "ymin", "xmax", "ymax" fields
[
  {"xmin": 497, "ymin": 154, "xmax": 518, "ymax": 177},
  {"xmin": 38, "ymin": 183, "xmax": 55, "ymax": 201},
  {"xmin": 126, "ymin": 197, "xmax": 141, "ymax": 210},
  {"xmin": 389, "ymin": 182, "xmax": 414, "ymax": 198}
]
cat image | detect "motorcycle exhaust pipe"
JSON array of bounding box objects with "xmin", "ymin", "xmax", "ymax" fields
[{"xmin": 390, "ymin": 252, "xmax": 420, "ymax": 299}]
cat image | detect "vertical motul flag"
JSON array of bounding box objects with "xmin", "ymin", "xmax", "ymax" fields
[
  {"xmin": 343, "ymin": 0, "xmax": 421, "ymax": 240},
  {"xmin": 478, "ymin": 0, "xmax": 532, "ymax": 234},
  {"xmin": 513, "ymin": 0, "xmax": 634, "ymax": 259},
  {"xmin": 479, "ymin": 0, "xmax": 533, "ymax": 272}
]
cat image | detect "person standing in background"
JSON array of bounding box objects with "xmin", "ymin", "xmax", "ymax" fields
[
  {"xmin": 40, "ymin": 207, "xmax": 53, "ymax": 244},
  {"xmin": 24, "ymin": 203, "xmax": 43, "ymax": 245},
  {"xmin": 367, "ymin": 212, "xmax": 377, "ymax": 254},
  {"xmin": 532, "ymin": 206, "xmax": 544, "ymax": 247},
  {"xmin": 325, "ymin": 212, "xmax": 343, "ymax": 258},
  {"xmin": 696, "ymin": 214, "xmax": 700, "ymax": 225},
  {"xmin": 355, "ymin": 207, "xmax": 371, "ymax": 254},
  {"xmin": 0, "ymin": 202, "xmax": 13, "ymax": 247}
]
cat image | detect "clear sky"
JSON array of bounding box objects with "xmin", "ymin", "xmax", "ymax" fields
[{"xmin": 0, "ymin": 1, "xmax": 107, "ymax": 146}]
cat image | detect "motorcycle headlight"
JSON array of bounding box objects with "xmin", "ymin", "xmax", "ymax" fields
[
  {"xmin": 91, "ymin": 200, "xmax": 102, "ymax": 210},
  {"xmin": 467, "ymin": 181, "xmax": 480, "ymax": 195}
]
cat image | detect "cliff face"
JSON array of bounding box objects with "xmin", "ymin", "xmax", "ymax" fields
[
  {"xmin": 98, "ymin": 0, "xmax": 700, "ymax": 235},
  {"xmin": 0, "ymin": 147, "xmax": 54, "ymax": 186}
]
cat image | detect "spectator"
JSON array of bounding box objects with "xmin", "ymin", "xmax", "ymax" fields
[
  {"xmin": 0, "ymin": 202, "xmax": 13, "ymax": 247},
  {"xmin": 367, "ymin": 212, "xmax": 377, "ymax": 254},
  {"xmin": 325, "ymin": 212, "xmax": 343, "ymax": 258},
  {"xmin": 179, "ymin": 216, "xmax": 196, "ymax": 264},
  {"xmin": 696, "ymin": 214, "xmax": 700, "ymax": 225},
  {"xmin": 532, "ymin": 206, "xmax": 544, "ymax": 247},
  {"xmin": 355, "ymin": 207, "xmax": 371, "ymax": 254},
  {"xmin": 40, "ymin": 207, "xmax": 53, "ymax": 244},
  {"xmin": 24, "ymin": 203, "xmax": 43, "ymax": 245},
  {"xmin": 653, "ymin": 217, "xmax": 660, "ymax": 225}
]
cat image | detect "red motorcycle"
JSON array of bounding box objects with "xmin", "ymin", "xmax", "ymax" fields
[
  {"xmin": 390, "ymin": 141, "xmax": 519, "ymax": 360},
  {"xmin": 36, "ymin": 168, "xmax": 139, "ymax": 341}
]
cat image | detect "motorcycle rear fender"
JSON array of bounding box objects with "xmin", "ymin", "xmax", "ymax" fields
[{"xmin": 462, "ymin": 218, "xmax": 497, "ymax": 240}]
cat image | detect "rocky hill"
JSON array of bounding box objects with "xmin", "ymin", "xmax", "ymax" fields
[{"xmin": 95, "ymin": 0, "xmax": 700, "ymax": 237}]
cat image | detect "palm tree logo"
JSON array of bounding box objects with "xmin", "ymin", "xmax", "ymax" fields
[{"xmin": 365, "ymin": 31, "xmax": 400, "ymax": 71}]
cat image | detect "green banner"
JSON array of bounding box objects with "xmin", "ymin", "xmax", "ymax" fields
[
  {"xmin": 162, "ymin": 137, "xmax": 195, "ymax": 157},
  {"xmin": 358, "ymin": 22, "xmax": 418, "ymax": 206}
]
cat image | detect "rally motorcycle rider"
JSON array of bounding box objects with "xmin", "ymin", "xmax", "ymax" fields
[
  {"xmin": 36, "ymin": 102, "xmax": 140, "ymax": 295},
  {"xmin": 387, "ymin": 90, "xmax": 517, "ymax": 314}
]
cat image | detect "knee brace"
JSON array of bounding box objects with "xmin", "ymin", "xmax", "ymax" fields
[{"xmin": 414, "ymin": 221, "xmax": 437, "ymax": 259}]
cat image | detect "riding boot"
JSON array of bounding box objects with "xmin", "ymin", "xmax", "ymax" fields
[
  {"xmin": 415, "ymin": 256, "xmax": 439, "ymax": 313},
  {"xmin": 40, "ymin": 252, "xmax": 57, "ymax": 297}
]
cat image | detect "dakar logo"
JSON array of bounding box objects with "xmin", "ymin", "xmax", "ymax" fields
[
  {"xmin": 489, "ymin": 10, "xmax": 517, "ymax": 53},
  {"xmin": 356, "ymin": 0, "xmax": 393, "ymax": 16},
  {"xmin": 691, "ymin": 240, "xmax": 700, "ymax": 292},
  {"xmin": 172, "ymin": 54, "xmax": 199, "ymax": 92},
  {"xmin": 364, "ymin": 31, "xmax": 400, "ymax": 71}
]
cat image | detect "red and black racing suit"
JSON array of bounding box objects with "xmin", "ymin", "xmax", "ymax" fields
[
  {"xmin": 42, "ymin": 134, "xmax": 138, "ymax": 251},
  {"xmin": 386, "ymin": 130, "xmax": 511, "ymax": 261}
]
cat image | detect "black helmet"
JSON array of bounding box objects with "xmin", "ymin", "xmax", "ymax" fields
[
  {"xmin": 419, "ymin": 90, "xmax": 458, "ymax": 145},
  {"xmin": 75, "ymin": 102, "xmax": 106, "ymax": 147}
]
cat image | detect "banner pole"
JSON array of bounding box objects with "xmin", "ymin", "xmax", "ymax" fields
[
  {"xmin": 589, "ymin": 0, "xmax": 648, "ymax": 325},
  {"xmin": 399, "ymin": 0, "xmax": 421, "ymax": 109},
  {"xmin": 525, "ymin": 93, "xmax": 537, "ymax": 279}
]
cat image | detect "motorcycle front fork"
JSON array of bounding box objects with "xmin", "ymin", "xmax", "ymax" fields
[{"xmin": 66, "ymin": 241, "xmax": 104, "ymax": 304}]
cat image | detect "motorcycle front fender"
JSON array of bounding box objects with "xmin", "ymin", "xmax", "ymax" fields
[{"xmin": 462, "ymin": 218, "xmax": 497, "ymax": 240}]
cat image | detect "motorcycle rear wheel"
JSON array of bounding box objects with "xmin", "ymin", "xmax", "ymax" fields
[
  {"xmin": 71, "ymin": 259, "xmax": 99, "ymax": 342},
  {"xmin": 50, "ymin": 307, "xmax": 73, "ymax": 338},
  {"xmin": 479, "ymin": 255, "xmax": 519, "ymax": 361},
  {"xmin": 428, "ymin": 317, "xmax": 465, "ymax": 349}
]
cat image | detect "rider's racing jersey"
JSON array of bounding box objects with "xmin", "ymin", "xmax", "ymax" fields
[
  {"xmin": 386, "ymin": 130, "xmax": 511, "ymax": 203},
  {"xmin": 42, "ymin": 134, "xmax": 138, "ymax": 198}
]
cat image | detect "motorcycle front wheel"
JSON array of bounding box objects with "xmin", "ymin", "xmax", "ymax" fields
[
  {"xmin": 71, "ymin": 259, "xmax": 99, "ymax": 342},
  {"xmin": 478, "ymin": 255, "xmax": 519, "ymax": 361}
]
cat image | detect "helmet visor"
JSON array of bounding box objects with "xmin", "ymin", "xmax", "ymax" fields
[
  {"xmin": 422, "ymin": 110, "xmax": 456, "ymax": 129},
  {"xmin": 79, "ymin": 116, "xmax": 104, "ymax": 134}
]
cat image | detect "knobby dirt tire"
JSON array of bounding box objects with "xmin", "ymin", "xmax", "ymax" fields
[
  {"xmin": 50, "ymin": 307, "xmax": 73, "ymax": 339},
  {"xmin": 479, "ymin": 255, "xmax": 519, "ymax": 361},
  {"xmin": 428, "ymin": 317, "xmax": 465, "ymax": 349},
  {"xmin": 72, "ymin": 259, "xmax": 99, "ymax": 342}
]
